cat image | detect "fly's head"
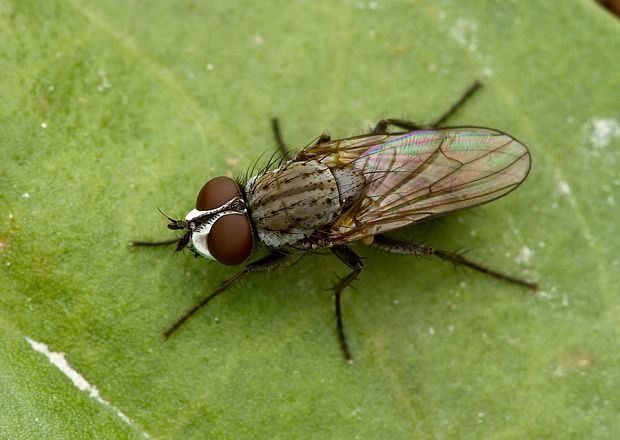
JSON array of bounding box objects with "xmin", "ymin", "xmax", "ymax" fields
[{"xmin": 169, "ymin": 176, "xmax": 254, "ymax": 265}]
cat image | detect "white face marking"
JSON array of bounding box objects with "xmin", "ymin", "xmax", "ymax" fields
[
  {"xmin": 184, "ymin": 197, "xmax": 249, "ymax": 260},
  {"xmin": 185, "ymin": 209, "xmax": 216, "ymax": 260}
]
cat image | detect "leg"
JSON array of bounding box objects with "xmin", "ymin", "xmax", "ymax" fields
[
  {"xmin": 130, "ymin": 232, "xmax": 190, "ymax": 252},
  {"xmin": 330, "ymin": 245, "xmax": 364, "ymax": 361},
  {"xmin": 372, "ymin": 81, "xmax": 482, "ymax": 134},
  {"xmin": 270, "ymin": 117, "xmax": 290, "ymax": 159},
  {"xmin": 315, "ymin": 133, "xmax": 331, "ymax": 144},
  {"xmin": 163, "ymin": 251, "xmax": 289, "ymax": 338},
  {"xmin": 130, "ymin": 238, "xmax": 178, "ymax": 246},
  {"xmin": 271, "ymin": 118, "xmax": 331, "ymax": 160},
  {"xmin": 130, "ymin": 208, "xmax": 190, "ymax": 249},
  {"xmin": 372, "ymin": 234, "xmax": 537, "ymax": 290}
]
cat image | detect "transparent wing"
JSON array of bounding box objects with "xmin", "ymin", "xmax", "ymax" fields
[{"xmin": 299, "ymin": 127, "xmax": 531, "ymax": 244}]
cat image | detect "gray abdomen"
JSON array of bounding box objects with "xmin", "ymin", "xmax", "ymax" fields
[{"xmin": 246, "ymin": 160, "xmax": 364, "ymax": 248}]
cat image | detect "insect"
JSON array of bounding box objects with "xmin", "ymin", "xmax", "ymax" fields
[{"xmin": 133, "ymin": 82, "xmax": 536, "ymax": 361}]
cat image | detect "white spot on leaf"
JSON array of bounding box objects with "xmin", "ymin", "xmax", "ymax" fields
[
  {"xmin": 451, "ymin": 18, "xmax": 478, "ymax": 51},
  {"xmin": 591, "ymin": 118, "xmax": 620, "ymax": 148},
  {"xmin": 225, "ymin": 157, "xmax": 239, "ymax": 167},
  {"xmin": 515, "ymin": 246, "xmax": 533, "ymax": 265},
  {"xmin": 97, "ymin": 69, "xmax": 111, "ymax": 92},
  {"xmin": 557, "ymin": 180, "xmax": 571, "ymax": 195},
  {"xmin": 482, "ymin": 67, "xmax": 493, "ymax": 77}
]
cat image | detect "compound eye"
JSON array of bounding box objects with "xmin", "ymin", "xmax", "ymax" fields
[
  {"xmin": 196, "ymin": 176, "xmax": 240, "ymax": 211},
  {"xmin": 207, "ymin": 214, "xmax": 253, "ymax": 265}
]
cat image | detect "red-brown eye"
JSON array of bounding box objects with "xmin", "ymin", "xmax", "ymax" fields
[
  {"xmin": 207, "ymin": 214, "xmax": 253, "ymax": 265},
  {"xmin": 196, "ymin": 176, "xmax": 240, "ymax": 211}
]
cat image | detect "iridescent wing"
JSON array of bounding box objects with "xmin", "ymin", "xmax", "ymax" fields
[{"xmin": 297, "ymin": 127, "xmax": 531, "ymax": 244}]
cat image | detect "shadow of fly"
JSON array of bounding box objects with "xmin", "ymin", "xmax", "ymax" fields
[{"xmin": 132, "ymin": 82, "xmax": 537, "ymax": 361}]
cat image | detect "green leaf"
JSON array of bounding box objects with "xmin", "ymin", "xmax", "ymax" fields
[{"xmin": 2, "ymin": 0, "xmax": 619, "ymax": 438}]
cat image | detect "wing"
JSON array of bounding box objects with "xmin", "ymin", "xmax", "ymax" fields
[{"xmin": 297, "ymin": 127, "xmax": 531, "ymax": 244}]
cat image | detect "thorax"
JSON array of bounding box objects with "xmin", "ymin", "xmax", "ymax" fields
[{"xmin": 245, "ymin": 160, "xmax": 364, "ymax": 248}]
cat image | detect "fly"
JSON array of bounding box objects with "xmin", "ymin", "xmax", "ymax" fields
[{"xmin": 132, "ymin": 82, "xmax": 537, "ymax": 361}]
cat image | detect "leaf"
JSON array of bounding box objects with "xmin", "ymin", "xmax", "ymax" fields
[{"xmin": 2, "ymin": 0, "xmax": 619, "ymax": 438}]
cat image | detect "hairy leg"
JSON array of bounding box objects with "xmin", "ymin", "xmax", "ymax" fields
[
  {"xmin": 163, "ymin": 251, "xmax": 290, "ymax": 338},
  {"xmin": 372, "ymin": 234, "xmax": 537, "ymax": 290},
  {"xmin": 330, "ymin": 245, "xmax": 364, "ymax": 361},
  {"xmin": 372, "ymin": 81, "xmax": 482, "ymax": 134}
]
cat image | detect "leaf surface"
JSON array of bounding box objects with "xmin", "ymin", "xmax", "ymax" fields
[{"xmin": 1, "ymin": 1, "xmax": 619, "ymax": 438}]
